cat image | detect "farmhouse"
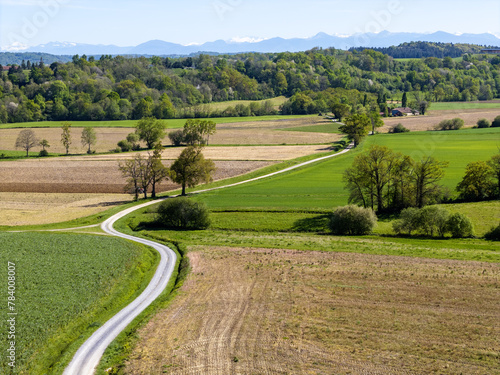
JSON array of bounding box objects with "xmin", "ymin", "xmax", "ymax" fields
[
  {"xmin": 480, "ymin": 48, "xmax": 500, "ymax": 54},
  {"xmin": 392, "ymin": 107, "xmax": 419, "ymax": 116}
]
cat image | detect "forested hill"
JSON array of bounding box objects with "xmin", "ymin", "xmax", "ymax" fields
[
  {"xmin": 349, "ymin": 42, "xmax": 497, "ymax": 59},
  {"xmin": 1, "ymin": 47, "xmax": 499, "ymax": 124},
  {"xmin": 0, "ymin": 52, "xmax": 73, "ymax": 66}
]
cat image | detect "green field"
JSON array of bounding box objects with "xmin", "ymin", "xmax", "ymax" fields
[
  {"xmin": 0, "ymin": 232, "xmax": 157, "ymax": 374},
  {"xmin": 429, "ymin": 101, "xmax": 500, "ymax": 111},
  {"xmin": 0, "ymin": 114, "xmax": 314, "ymax": 130},
  {"xmin": 191, "ymin": 127, "xmax": 500, "ymax": 211}
]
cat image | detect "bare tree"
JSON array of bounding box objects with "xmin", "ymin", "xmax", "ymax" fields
[
  {"xmin": 61, "ymin": 122, "xmax": 72, "ymax": 155},
  {"xmin": 81, "ymin": 127, "xmax": 97, "ymax": 154},
  {"xmin": 15, "ymin": 129, "xmax": 39, "ymax": 157}
]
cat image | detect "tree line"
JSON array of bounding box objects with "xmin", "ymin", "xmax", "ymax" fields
[{"xmin": 1, "ymin": 45, "xmax": 499, "ymax": 123}]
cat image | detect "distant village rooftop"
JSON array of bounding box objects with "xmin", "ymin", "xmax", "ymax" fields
[{"xmin": 480, "ymin": 48, "xmax": 500, "ymax": 54}]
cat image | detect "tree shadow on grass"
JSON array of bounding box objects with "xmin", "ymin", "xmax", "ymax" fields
[{"xmin": 291, "ymin": 214, "xmax": 330, "ymax": 233}]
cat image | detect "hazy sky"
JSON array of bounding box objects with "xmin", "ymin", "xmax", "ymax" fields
[{"xmin": 1, "ymin": 0, "xmax": 499, "ymax": 49}]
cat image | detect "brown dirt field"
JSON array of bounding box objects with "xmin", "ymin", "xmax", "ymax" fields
[
  {"xmin": 0, "ymin": 118, "xmax": 339, "ymax": 154},
  {"xmin": 126, "ymin": 247, "xmax": 500, "ymax": 375},
  {"xmin": 0, "ymin": 192, "xmax": 129, "ymax": 226},
  {"xmin": 382, "ymin": 109, "xmax": 500, "ymax": 132},
  {"xmin": 68, "ymin": 145, "xmax": 333, "ymax": 162},
  {"xmin": 0, "ymin": 159, "xmax": 275, "ymax": 194}
]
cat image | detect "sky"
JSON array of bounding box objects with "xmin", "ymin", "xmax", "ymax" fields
[{"xmin": 1, "ymin": 0, "xmax": 499, "ymax": 50}]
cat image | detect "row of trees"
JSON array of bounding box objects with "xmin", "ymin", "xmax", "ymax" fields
[
  {"xmin": 119, "ymin": 144, "xmax": 215, "ymax": 199},
  {"xmin": 1, "ymin": 45, "xmax": 499, "ymax": 123},
  {"xmin": 14, "ymin": 124, "xmax": 97, "ymax": 156},
  {"xmin": 344, "ymin": 145, "xmax": 449, "ymax": 213}
]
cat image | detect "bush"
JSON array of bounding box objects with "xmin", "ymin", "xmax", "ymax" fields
[
  {"xmin": 484, "ymin": 223, "xmax": 500, "ymax": 241},
  {"xmin": 477, "ymin": 118, "xmax": 491, "ymax": 128},
  {"xmin": 168, "ymin": 130, "xmax": 185, "ymax": 146},
  {"xmin": 156, "ymin": 197, "xmax": 210, "ymax": 230},
  {"xmin": 329, "ymin": 205, "xmax": 377, "ymax": 235},
  {"xmin": 436, "ymin": 118, "xmax": 464, "ymax": 131},
  {"xmin": 117, "ymin": 140, "xmax": 132, "ymax": 152},
  {"xmin": 446, "ymin": 213, "xmax": 474, "ymax": 238},
  {"xmin": 392, "ymin": 207, "xmax": 420, "ymax": 235},
  {"xmin": 38, "ymin": 149, "xmax": 49, "ymax": 157},
  {"xmin": 419, "ymin": 206, "xmax": 449, "ymax": 237},
  {"xmin": 389, "ymin": 123, "xmax": 410, "ymax": 133},
  {"xmin": 491, "ymin": 115, "xmax": 500, "ymax": 128}
]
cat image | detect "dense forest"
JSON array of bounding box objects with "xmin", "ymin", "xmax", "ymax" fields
[
  {"xmin": 349, "ymin": 42, "xmax": 495, "ymax": 59},
  {"xmin": 1, "ymin": 43, "xmax": 499, "ymax": 123}
]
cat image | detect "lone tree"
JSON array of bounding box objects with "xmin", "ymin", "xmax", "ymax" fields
[
  {"xmin": 339, "ymin": 113, "xmax": 371, "ymax": 147},
  {"xmin": 81, "ymin": 127, "xmax": 97, "ymax": 154},
  {"xmin": 170, "ymin": 146, "xmax": 216, "ymax": 196},
  {"xmin": 61, "ymin": 122, "xmax": 72, "ymax": 155},
  {"xmin": 118, "ymin": 154, "xmax": 146, "ymax": 201},
  {"xmin": 15, "ymin": 129, "xmax": 39, "ymax": 157},
  {"xmin": 183, "ymin": 119, "xmax": 217, "ymax": 146},
  {"xmin": 148, "ymin": 142, "xmax": 169, "ymax": 198},
  {"xmin": 456, "ymin": 160, "xmax": 495, "ymax": 201},
  {"xmin": 412, "ymin": 156, "xmax": 449, "ymax": 208},
  {"xmin": 135, "ymin": 117, "xmax": 166, "ymax": 149}
]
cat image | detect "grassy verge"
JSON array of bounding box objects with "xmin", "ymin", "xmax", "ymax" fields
[
  {"xmin": 0, "ymin": 232, "xmax": 159, "ymax": 374},
  {"xmin": 95, "ymin": 216, "xmax": 190, "ymax": 375}
]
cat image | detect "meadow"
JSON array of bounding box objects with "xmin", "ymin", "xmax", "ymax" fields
[
  {"xmin": 0, "ymin": 232, "xmax": 158, "ymax": 375},
  {"xmin": 190, "ymin": 127, "xmax": 500, "ymax": 211}
]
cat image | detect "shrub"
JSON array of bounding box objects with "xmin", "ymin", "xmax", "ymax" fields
[
  {"xmin": 38, "ymin": 149, "xmax": 49, "ymax": 157},
  {"xmin": 491, "ymin": 115, "xmax": 500, "ymax": 128},
  {"xmin": 390, "ymin": 123, "xmax": 410, "ymax": 133},
  {"xmin": 168, "ymin": 130, "xmax": 185, "ymax": 146},
  {"xmin": 329, "ymin": 205, "xmax": 377, "ymax": 235},
  {"xmin": 156, "ymin": 197, "xmax": 210, "ymax": 230},
  {"xmin": 477, "ymin": 118, "xmax": 491, "ymax": 128},
  {"xmin": 436, "ymin": 118, "xmax": 464, "ymax": 131},
  {"xmin": 117, "ymin": 140, "xmax": 132, "ymax": 152},
  {"xmin": 446, "ymin": 213, "xmax": 474, "ymax": 238},
  {"xmin": 392, "ymin": 207, "xmax": 420, "ymax": 235},
  {"xmin": 484, "ymin": 223, "xmax": 500, "ymax": 241},
  {"xmin": 419, "ymin": 206, "xmax": 449, "ymax": 237}
]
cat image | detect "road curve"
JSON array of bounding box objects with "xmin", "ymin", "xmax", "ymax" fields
[
  {"xmin": 63, "ymin": 200, "xmax": 177, "ymax": 375},
  {"xmin": 63, "ymin": 143, "xmax": 353, "ymax": 374}
]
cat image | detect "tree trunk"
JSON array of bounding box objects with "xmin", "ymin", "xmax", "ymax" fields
[{"xmin": 181, "ymin": 182, "xmax": 186, "ymax": 196}]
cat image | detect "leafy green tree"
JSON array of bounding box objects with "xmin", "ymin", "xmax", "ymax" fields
[
  {"xmin": 488, "ymin": 153, "xmax": 500, "ymax": 197},
  {"xmin": 339, "ymin": 113, "xmax": 371, "ymax": 147},
  {"xmin": 456, "ymin": 161, "xmax": 495, "ymax": 201},
  {"xmin": 81, "ymin": 127, "xmax": 97, "ymax": 154},
  {"xmin": 169, "ymin": 146, "xmax": 216, "ymax": 196},
  {"xmin": 60, "ymin": 122, "xmax": 72, "ymax": 155},
  {"xmin": 412, "ymin": 156, "xmax": 448, "ymax": 208},
  {"xmin": 368, "ymin": 111, "xmax": 384, "ymax": 134},
  {"xmin": 135, "ymin": 117, "xmax": 166, "ymax": 149},
  {"xmin": 476, "ymin": 118, "xmax": 491, "ymax": 128},
  {"xmin": 419, "ymin": 206, "xmax": 449, "ymax": 237},
  {"xmin": 331, "ymin": 102, "xmax": 351, "ymax": 121},
  {"xmin": 491, "ymin": 115, "xmax": 500, "ymax": 128},
  {"xmin": 392, "ymin": 207, "xmax": 421, "ymax": 235},
  {"xmin": 183, "ymin": 119, "xmax": 217, "ymax": 146},
  {"xmin": 446, "ymin": 213, "xmax": 474, "ymax": 238},
  {"xmin": 15, "ymin": 129, "xmax": 39, "ymax": 157},
  {"xmin": 148, "ymin": 143, "xmax": 168, "ymax": 198}
]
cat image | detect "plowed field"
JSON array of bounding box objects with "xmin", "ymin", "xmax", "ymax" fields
[{"xmin": 126, "ymin": 247, "xmax": 500, "ymax": 375}]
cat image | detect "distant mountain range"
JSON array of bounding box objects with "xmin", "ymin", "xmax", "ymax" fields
[{"xmin": 3, "ymin": 31, "xmax": 500, "ymax": 56}]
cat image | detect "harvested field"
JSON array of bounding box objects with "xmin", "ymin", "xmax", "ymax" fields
[
  {"xmin": 126, "ymin": 247, "xmax": 500, "ymax": 375},
  {"xmin": 0, "ymin": 118, "xmax": 340, "ymax": 154},
  {"xmin": 73, "ymin": 145, "xmax": 332, "ymax": 162},
  {"xmin": 0, "ymin": 159, "xmax": 275, "ymax": 194},
  {"xmin": 381, "ymin": 108, "xmax": 500, "ymax": 132},
  {"xmin": 0, "ymin": 192, "xmax": 129, "ymax": 226}
]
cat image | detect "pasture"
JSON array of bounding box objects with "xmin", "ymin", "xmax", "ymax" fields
[
  {"xmin": 0, "ymin": 232, "xmax": 157, "ymax": 374},
  {"xmin": 193, "ymin": 127, "xmax": 500, "ymax": 210}
]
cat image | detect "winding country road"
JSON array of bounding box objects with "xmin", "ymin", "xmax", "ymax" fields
[{"xmin": 63, "ymin": 144, "xmax": 353, "ymax": 374}]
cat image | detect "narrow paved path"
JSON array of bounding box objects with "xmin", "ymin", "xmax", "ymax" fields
[
  {"xmin": 63, "ymin": 201, "xmax": 177, "ymax": 375},
  {"xmin": 63, "ymin": 144, "xmax": 353, "ymax": 374}
]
